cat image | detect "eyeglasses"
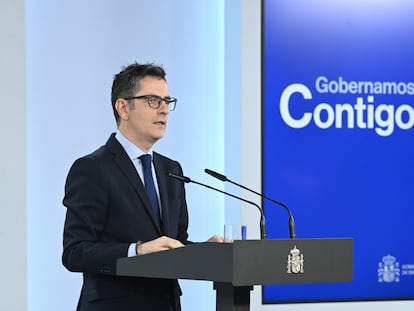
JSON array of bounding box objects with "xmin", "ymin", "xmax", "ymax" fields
[{"xmin": 123, "ymin": 95, "xmax": 177, "ymax": 111}]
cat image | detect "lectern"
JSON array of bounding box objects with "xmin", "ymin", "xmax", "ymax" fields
[{"xmin": 117, "ymin": 238, "xmax": 353, "ymax": 311}]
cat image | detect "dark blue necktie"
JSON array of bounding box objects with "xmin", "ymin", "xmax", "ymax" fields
[{"xmin": 139, "ymin": 154, "xmax": 161, "ymax": 225}]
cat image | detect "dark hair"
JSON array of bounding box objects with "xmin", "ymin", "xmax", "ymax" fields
[{"xmin": 111, "ymin": 62, "xmax": 167, "ymax": 125}]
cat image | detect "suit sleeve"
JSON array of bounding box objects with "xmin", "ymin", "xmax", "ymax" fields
[
  {"xmin": 62, "ymin": 156, "xmax": 129, "ymax": 275},
  {"xmin": 172, "ymin": 161, "xmax": 192, "ymax": 244}
]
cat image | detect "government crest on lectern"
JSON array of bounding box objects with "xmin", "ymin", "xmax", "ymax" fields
[{"xmin": 287, "ymin": 245, "xmax": 304, "ymax": 274}]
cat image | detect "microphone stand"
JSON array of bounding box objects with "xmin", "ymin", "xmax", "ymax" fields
[
  {"xmin": 169, "ymin": 173, "xmax": 267, "ymax": 240},
  {"xmin": 205, "ymin": 169, "xmax": 296, "ymax": 239}
]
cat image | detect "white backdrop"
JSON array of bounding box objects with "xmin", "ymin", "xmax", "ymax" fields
[
  {"xmin": 0, "ymin": 0, "xmax": 413, "ymax": 310},
  {"xmin": 0, "ymin": 0, "xmax": 26, "ymax": 310}
]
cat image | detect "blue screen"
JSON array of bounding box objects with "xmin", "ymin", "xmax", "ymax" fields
[{"xmin": 262, "ymin": 0, "xmax": 414, "ymax": 303}]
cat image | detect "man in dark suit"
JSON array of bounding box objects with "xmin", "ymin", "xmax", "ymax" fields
[{"xmin": 62, "ymin": 62, "xmax": 221, "ymax": 311}]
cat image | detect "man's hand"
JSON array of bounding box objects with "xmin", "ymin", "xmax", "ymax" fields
[
  {"xmin": 207, "ymin": 235, "xmax": 224, "ymax": 243},
  {"xmin": 137, "ymin": 236, "xmax": 184, "ymax": 256}
]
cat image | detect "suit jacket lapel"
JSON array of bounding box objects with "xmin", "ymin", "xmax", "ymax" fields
[
  {"xmin": 153, "ymin": 153, "xmax": 170, "ymax": 235},
  {"xmin": 106, "ymin": 134, "xmax": 162, "ymax": 233}
]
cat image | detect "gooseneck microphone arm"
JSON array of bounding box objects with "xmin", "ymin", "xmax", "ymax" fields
[
  {"xmin": 205, "ymin": 169, "xmax": 296, "ymax": 239},
  {"xmin": 168, "ymin": 173, "xmax": 267, "ymax": 240}
]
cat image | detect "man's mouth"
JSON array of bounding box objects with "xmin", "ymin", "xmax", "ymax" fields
[{"xmin": 154, "ymin": 120, "xmax": 166, "ymax": 126}]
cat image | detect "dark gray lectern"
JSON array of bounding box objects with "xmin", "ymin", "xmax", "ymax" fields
[{"xmin": 117, "ymin": 239, "xmax": 353, "ymax": 311}]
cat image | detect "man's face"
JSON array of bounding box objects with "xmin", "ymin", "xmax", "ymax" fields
[{"xmin": 121, "ymin": 76, "xmax": 170, "ymax": 151}]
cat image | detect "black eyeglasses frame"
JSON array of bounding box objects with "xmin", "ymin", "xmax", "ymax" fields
[{"xmin": 123, "ymin": 95, "xmax": 177, "ymax": 111}]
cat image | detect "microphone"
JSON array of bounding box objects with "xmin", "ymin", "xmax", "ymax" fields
[
  {"xmin": 168, "ymin": 173, "xmax": 266, "ymax": 240},
  {"xmin": 205, "ymin": 169, "xmax": 296, "ymax": 239}
]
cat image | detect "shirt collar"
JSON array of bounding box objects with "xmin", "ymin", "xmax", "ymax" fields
[{"xmin": 115, "ymin": 130, "xmax": 153, "ymax": 160}]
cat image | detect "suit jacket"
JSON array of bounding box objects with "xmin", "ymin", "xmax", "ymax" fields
[{"xmin": 62, "ymin": 133, "xmax": 190, "ymax": 311}]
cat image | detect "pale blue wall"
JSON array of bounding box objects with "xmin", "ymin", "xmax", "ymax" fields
[{"xmin": 26, "ymin": 1, "xmax": 236, "ymax": 310}]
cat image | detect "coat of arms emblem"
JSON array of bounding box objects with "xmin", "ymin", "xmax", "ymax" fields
[
  {"xmin": 287, "ymin": 245, "xmax": 304, "ymax": 274},
  {"xmin": 378, "ymin": 254, "xmax": 400, "ymax": 283}
]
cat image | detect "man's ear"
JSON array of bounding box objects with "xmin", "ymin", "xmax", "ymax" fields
[{"xmin": 115, "ymin": 98, "xmax": 129, "ymax": 121}]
